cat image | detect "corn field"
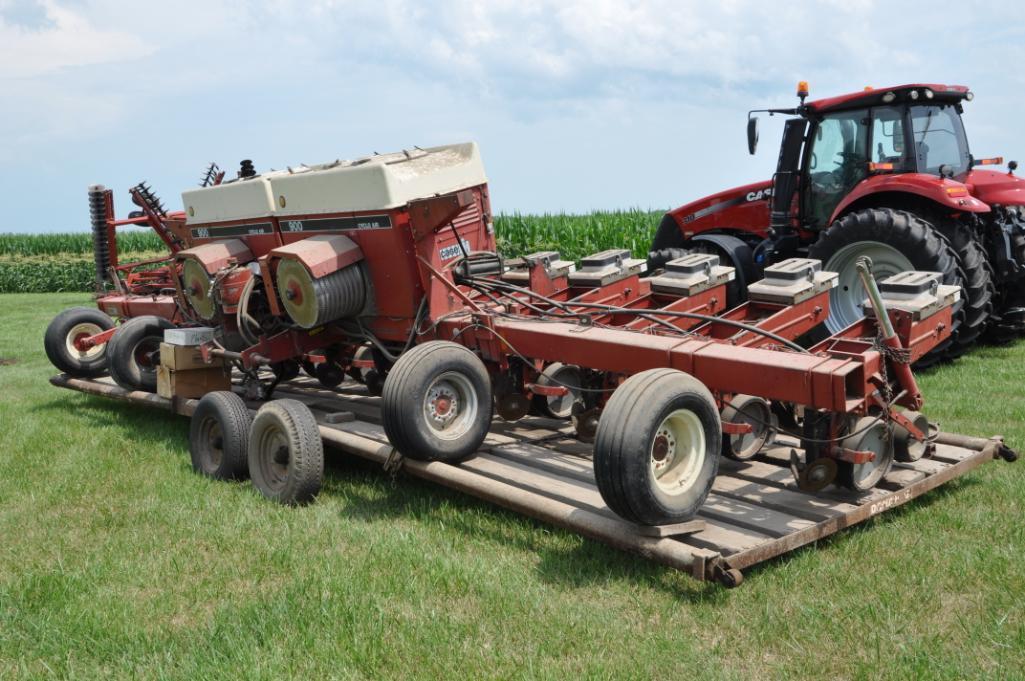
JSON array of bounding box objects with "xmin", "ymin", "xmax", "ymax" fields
[{"xmin": 0, "ymin": 210, "xmax": 665, "ymax": 293}]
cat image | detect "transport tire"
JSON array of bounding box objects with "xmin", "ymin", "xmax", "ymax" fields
[
  {"xmin": 809, "ymin": 208, "xmax": 964, "ymax": 368},
  {"xmin": 189, "ymin": 391, "xmax": 251, "ymax": 480},
  {"xmin": 381, "ymin": 341, "xmax": 493, "ymax": 462},
  {"xmin": 720, "ymin": 394, "xmax": 774, "ymax": 461},
  {"xmin": 248, "ymin": 399, "xmax": 323, "ymax": 505},
  {"xmin": 593, "ymin": 369, "xmax": 721, "ymax": 526},
  {"xmin": 837, "ymin": 417, "xmax": 894, "ymax": 492},
  {"xmin": 107, "ymin": 315, "xmax": 175, "ymax": 392},
  {"xmin": 531, "ymin": 363, "xmax": 582, "ymax": 419},
  {"xmin": 931, "ymin": 219, "xmax": 995, "ymax": 358},
  {"xmin": 43, "ymin": 306, "xmax": 115, "ymax": 377}
]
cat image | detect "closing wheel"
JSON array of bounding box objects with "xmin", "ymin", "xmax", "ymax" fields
[
  {"xmin": 838, "ymin": 417, "xmax": 895, "ymax": 492},
  {"xmin": 532, "ymin": 362, "xmax": 582, "ymax": 419},
  {"xmin": 381, "ymin": 341, "xmax": 493, "ymax": 462},
  {"xmin": 189, "ymin": 391, "xmax": 251, "ymax": 480},
  {"xmin": 44, "ymin": 306, "xmax": 115, "ymax": 377},
  {"xmin": 593, "ymin": 369, "xmax": 721, "ymax": 526},
  {"xmin": 248, "ymin": 399, "xmax": 324, "ymax": 505},
  {"xmin": 181, "ymin": 258, "xmax": 216, "ymax": 320},
  {"xmin": 721, "ymin": 394, "xmax": 774, "ymax": 461},
  {"xmin": 107, "ymin": 315, "xmax": 175, "ymax": 392},
  {"xmin": 894, "ymin": 411, "xmax": 930, "ymax": 463}
]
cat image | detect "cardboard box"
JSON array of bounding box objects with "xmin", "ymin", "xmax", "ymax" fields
[
  {"xmin": 159, "ymin": 342, "xmax": 212, "ymax": 371},
  {"xmin": 164, "ymin": 327, "xmax": 215, "ymax": 346},
  {"xmin": 157, "ymin": 365, "xmax": 231, "ymax": 399}
]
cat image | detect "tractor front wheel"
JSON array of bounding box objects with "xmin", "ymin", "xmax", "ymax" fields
[{"xmin": 808, "ymin": 208, "xmax": 964, "ymax": 368}]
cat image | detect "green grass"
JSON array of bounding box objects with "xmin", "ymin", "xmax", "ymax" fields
[{"xmin": 1, "ymin": 293, "xmax": 1024, "ymax": 679}]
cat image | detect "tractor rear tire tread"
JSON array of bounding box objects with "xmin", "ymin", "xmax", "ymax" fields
[
  {"xmin": 931, "ymin": 218, "xmax": 995, "ymax": 357},
  {"xmin": 809, "ymin": 208, "xmax": 963, "ymax": 368}
]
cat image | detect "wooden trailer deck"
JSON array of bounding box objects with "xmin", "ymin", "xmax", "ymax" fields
[{"xmin": 50, "ymin": 374, "xmax": 1017, "ymax": 587}]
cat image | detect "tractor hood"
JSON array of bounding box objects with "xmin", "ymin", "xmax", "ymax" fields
[{"xmin": 963, "ymin": 169, "xmax": 1025, "ymax": 207}]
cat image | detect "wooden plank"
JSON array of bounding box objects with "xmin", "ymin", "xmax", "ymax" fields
[
  {"xmin": 711, "ymin": 475, "xmax": 858, "ymax": 521},
  {"xmin": 490, "ymin": 441, "xmax": 595, "ymax": 483},
  {"xmin": 686, "ymin": 521, "xmax": 774, "ymax": 556}
]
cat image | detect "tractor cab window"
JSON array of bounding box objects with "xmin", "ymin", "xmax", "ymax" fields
[
  {"xmin": 910, "ymin": 105, "xmax": 971, "ymax": 175},
  {"xmin": 805, "ymin": 109, "xmax": 869, "ymax": 228},
  {"xmin": 872, "ymin": 108, "xmax": 906, "ymax": 164}
]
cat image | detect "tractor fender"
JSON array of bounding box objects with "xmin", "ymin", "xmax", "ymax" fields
[
  {"xmin": 177, "ymin": 238, "xmax": 254, "ymax": 274},
  {"xmin": 830, "ymin": 173, "xmax": 989, "ymax": 224},
  {"xmin": 268, "ymin": 234, "xmax": 364, "ymax": 278},
  {"xmin": 690, "ymin": 233, "xmax": 757, "ymax": 297}
]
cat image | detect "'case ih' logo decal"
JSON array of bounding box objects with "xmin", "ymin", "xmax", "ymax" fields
[
  {"xmin": 281, "ymin": 215, "xmax": 393, "ymax": 233},
  {"xmin": 681, "ymin": 189, "xmax": 771, "ymax": 224}
]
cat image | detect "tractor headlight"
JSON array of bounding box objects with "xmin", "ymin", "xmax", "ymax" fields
[
  {"xmin": 923, "ymin": 88, "xmax": 934, "ymax": 99},
  {"xmin": 909, "ymin": 90, "xmax": 920, "ymax": 100},
  {"xmin": 882, "ymin": 91, "xmax": 896, "ymax": 103},
  {"xmin": 965, "ymin": 91, "xmax": 974, "ymax": 101}
]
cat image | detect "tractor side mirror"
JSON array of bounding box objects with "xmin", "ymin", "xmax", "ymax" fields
[{"xmin": 747, "ymin": 117, "xmax": 760, "ymax": 155}]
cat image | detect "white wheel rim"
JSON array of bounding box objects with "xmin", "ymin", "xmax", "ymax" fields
[
  {"xmin": 847, "ymin": 421, "xmax": 890, "ymax": 488},
  {"xmin": 824, "ymin": 241, "xmax": 914, "ymax": 333},
  {"xmin": 650, "ymin": 408, "xmax": 706, "ymax": 496},
  {"xmin": 544, "ymin": 365, "xmax": 581, "ymax": 418},
  {"xmin": 423, "ymin": 371, "xmax": 479, "ymax": 441},
  {"xmin": 65, "ymin": 322, "xmax": 105, "ymax": 359}
]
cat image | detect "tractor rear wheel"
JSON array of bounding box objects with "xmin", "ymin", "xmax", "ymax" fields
[
  {"xmin": 107, "ymin": 315, "xmax": 175, "ymax": 392},
  {"xmin": 930, "ymin": 219, "xmax": 995, "ymax": 358},
  {"xmin": 808, "ymin": 208, "xmax": 964, "ymax": 368},
  {"xmin": 985, "ymin": 221, "xmax": 1025, "ymax": 343},
  {"xmin": 593, "ymin": 369, "xmax": 720, "ymax": 525},
  {"xmin": 44, "ymin": 307, "xmax": 115, "ymax": 377}
]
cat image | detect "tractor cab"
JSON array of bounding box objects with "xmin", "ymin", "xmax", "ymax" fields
[{"xmin": 750, "ymin": 83, "xmax": 980, "ymax": 233}]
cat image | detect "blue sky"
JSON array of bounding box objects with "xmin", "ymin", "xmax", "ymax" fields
[{"xmin": 2, "ymin": 0, "xmax": 1024, "ymax": 232}]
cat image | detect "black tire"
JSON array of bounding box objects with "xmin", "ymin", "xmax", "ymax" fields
[
  {"xmin": 985, "ymin": 220, "xmax": 1025, "ymax": 344},
  {"xmin": 593, "ymin": 369, "xmax": 721, "ymax": 526},
  {"xmin": 43, "ymin": 307, "xmax": 115, "ymax": 377},
  {"xmin": 931, "ymin": 219, "xmax": 995, "ymax": 358},
  {"xmin": 646, "ymin": 247, "xmax": 689, "ymax": 272},
  {"xmin": 189, "ymin": 391, "xmax": 251, "ymax": 480},
  {"xmin": 248, "ymin": 399, "xmax": 323, "ymax": 505},
  {"xmin": 808, "ymin": 208, "xmax": 964, "ymax": 368},
  {"xmin": 315, "ymin": 361, "xmax": 345, "ymax": 388},
  {"xmin": 107, "ymin": 315, "xmax": 175, "ymax": 392},
  {"xmin": 381, "ymin": 341, "xmax": 493, "ymax": 462},
  {"xmin": 271, "ymin": 360, "xmax": 301, "ymax": 382}
]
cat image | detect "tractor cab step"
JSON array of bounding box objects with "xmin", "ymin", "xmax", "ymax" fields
[{"xmin": 746, "ymin": 258, "xmax": 838, "ymax": 305}]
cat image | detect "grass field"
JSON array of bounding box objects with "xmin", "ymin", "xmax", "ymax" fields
[
  {"xmin": 0, "ymin": 211, "xmax": 662, "ymax": 294},
  {"xmin": 1, "ymin": 293, "xmax": 1024, "ymax": 679}
]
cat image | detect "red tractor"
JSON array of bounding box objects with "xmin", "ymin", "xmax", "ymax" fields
[{"xmin": 649, "ymin": 82, "xmax": 1025, "ymax": 365}]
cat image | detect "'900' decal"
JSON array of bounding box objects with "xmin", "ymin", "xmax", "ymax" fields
[{"xmin": 281, "ymin": 215, "xmax": 392, "ymax": 233}]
